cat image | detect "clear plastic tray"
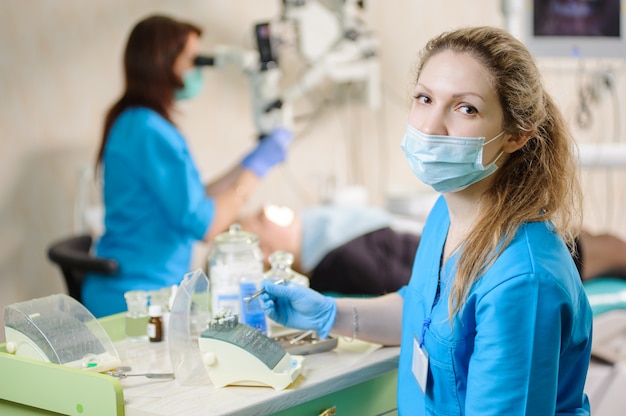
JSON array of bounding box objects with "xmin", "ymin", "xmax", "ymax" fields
[{"xmin": 3, "ymin": 294, "xmax": 121, "ymax": 372}]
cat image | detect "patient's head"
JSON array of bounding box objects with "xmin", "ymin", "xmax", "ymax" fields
[{"xmin": 238, "ymin": 205, "xmax": 303, "ymax": 269}]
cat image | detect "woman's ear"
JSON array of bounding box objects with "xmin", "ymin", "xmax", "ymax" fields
[{"xmin": 502, "ymin": 133, "xmax": 532, "ymax": 153}]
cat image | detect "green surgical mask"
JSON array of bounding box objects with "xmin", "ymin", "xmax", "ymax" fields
[{"xmin": 175, "ymin": 68, "xmax": 204, "ymax": 101}]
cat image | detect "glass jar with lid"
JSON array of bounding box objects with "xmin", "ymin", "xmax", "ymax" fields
[{"xmin": 208, "ymin": 223, "xmax": 264, "ymax": 319}]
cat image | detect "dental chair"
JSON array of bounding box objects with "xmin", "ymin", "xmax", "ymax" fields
[{"xmin": 47, "ymin": 234, "xmax": 118, "ymax": 303}]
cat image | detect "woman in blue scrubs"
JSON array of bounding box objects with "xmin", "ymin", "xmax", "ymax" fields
[
  {"xmin": 259, "ymin": 26, "xmax": 592, "ymax": 415},
  {"xmin": 82, "ymin": 15, "xmax": 292, "ymax": 317}
]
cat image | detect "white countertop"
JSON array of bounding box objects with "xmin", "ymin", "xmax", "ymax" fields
[{"xmin": 114, "ymin": 337, "xmax": 400, "ymax": 416}]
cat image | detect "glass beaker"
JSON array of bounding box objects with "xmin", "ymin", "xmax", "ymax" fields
[{"xmin": 124, "ymin": 290, "xmax": 149, "ymax": 342}]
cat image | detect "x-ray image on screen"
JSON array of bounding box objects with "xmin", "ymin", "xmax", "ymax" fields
[
  {"xmin": 534, "ymin": 0, "xmax": 620, "ymax": 37},
  {"xmin": 523, "ymin": 0, "xmax": 626, "ymax": 57}
]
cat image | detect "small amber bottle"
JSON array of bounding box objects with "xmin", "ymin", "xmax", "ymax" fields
[{"xmin": 147, "ymin": 305, "xmax": 163, "ymax": 342}]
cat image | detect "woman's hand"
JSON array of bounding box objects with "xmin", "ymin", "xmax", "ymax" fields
[
  {"xmin": 241, "ymin": 128, "xmax": 293, "ymax": 177},
  {"xmin": 259, "ymin": 280, "xmax": 337, "ymax": 338}
]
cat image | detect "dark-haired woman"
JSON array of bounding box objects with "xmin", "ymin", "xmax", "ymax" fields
[{"xmin": 83, "ymin": 15, "xmax": 291, "ymax": 317}]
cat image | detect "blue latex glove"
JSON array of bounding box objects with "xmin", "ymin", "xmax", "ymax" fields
[
  {"xmin": 259, "ymin": 280, "xmax": 337, "ymax": 338},
  {"xmin": 241, "ymin": 128, "xmax": 293, "ymax": 177}
]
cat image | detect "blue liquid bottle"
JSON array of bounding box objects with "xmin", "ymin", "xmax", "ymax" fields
[{"xmin": 239, "ymin": 276, "xmax": 267, "ymax": 334}]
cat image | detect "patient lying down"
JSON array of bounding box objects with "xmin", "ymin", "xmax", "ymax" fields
[{"xmin": 238, "ymin": 204, "xmax": 626, "ymax": 296}]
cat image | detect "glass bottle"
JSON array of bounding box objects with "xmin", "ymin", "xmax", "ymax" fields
[
  {"xmin": 239, "ymin": 274, "xmax": 267, "ymax": 333},
  {"xmin": 149, "ymin": 286, "xmax": 172, "ymax": 340},
  {"xmin": 208, "ymin": 223, "xmax": 264, "ymax": 319},
  {"xmin": 263, "ymin": 251, "xmax": 310, "ymax": 337},
  {"xmin": 264, "ymin": 250, "xmax": 310, "ymax": 287},
  {"xmin": 147, "ymin": 304, "xmax": 163, "ymax": 343}
]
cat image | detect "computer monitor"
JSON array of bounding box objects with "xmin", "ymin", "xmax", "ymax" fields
[{"xmin": 523, "ymin": 0, "xmax": 626, "ymax": 58}]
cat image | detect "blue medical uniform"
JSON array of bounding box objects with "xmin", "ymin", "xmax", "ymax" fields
[
  {"xmin": 397, "ymin": 196, "xmax": 592, "ymax": 415},
  {"xmin": 82, "ymin": 107, "xmax": 214, "ymax": 317}
]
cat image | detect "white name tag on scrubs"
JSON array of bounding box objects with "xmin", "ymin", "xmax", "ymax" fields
[{"xmin": 412, "ymin": 337, "xmax": 429, "ymax": 393}]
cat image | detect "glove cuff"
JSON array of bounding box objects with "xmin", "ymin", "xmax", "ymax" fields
[
  {"xmin": 317, "ymin": 298, "xmax": 337, "ymax": 339},
  {"xmin": 240, "ymin": 155, "xmax": 267, "ymax": 178}
]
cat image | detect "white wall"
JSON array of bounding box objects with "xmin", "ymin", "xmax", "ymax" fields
[{"xmin": 1, "ymin": 0, "xmax": 624, "ymax": 342}]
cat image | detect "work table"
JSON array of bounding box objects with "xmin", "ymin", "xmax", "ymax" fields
[
  {"xmin": 120, "ymin": 336, "xmax": 399, "ymax": 415},
  {"xmin": 0, "ymin": 313, "xmax": 400, "ymax": 416}
]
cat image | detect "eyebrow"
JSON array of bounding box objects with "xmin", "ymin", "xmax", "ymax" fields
[
  {"xmin": 452, "ymin": 92, "xmax": 486, "ymax": 104},
  {"xmin": 415, "ymin": 83, "xmax": 487, "ymax": 104}
]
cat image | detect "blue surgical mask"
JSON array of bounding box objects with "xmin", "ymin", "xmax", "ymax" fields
[
  {"xmin": 175, "ymin": 68, "xmax": 204, "ymax": 101},
  {"xmin": 401, "ymin": 124, "xmax": 505, "ymax": 193}
]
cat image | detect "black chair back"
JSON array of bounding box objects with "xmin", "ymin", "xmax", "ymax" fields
[{"xmin": 47, "ymin": 234, "xmax": 118, "ymax": 303}]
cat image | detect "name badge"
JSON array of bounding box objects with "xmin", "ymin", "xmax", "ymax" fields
[{"xmin": 412, "ymin": 336, "xmax": 429, "ymax": 393}]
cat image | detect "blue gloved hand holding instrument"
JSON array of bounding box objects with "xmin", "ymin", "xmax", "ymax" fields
[
  {"xmin": 241, "ymin": 128, "xmax": 293, "ymax": 177},
  {"xmin": 258, "ymin": 280, "xmax": 337, "ymax": 339}
]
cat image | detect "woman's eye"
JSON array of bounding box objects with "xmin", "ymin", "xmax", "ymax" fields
[
  {"xmin": 413, "ymin": 94, "xmax": 431, "ymax": 104},
  {"xmin": 459, "ymin": 104, "xmax": 478, "ymax": 115}
]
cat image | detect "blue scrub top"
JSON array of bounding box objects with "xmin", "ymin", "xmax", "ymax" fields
[
  {"xmin": 82, "ymin": 107, "xmax": 214, "ymax": 317},
  {"xmin": 397, "ymin": 196, "xmax": 592, "ymax": 415}
]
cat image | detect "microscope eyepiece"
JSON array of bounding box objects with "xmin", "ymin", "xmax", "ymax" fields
[{"xmin": 194, "ymin": 55, "xmax": 215, "ymax": 67}]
